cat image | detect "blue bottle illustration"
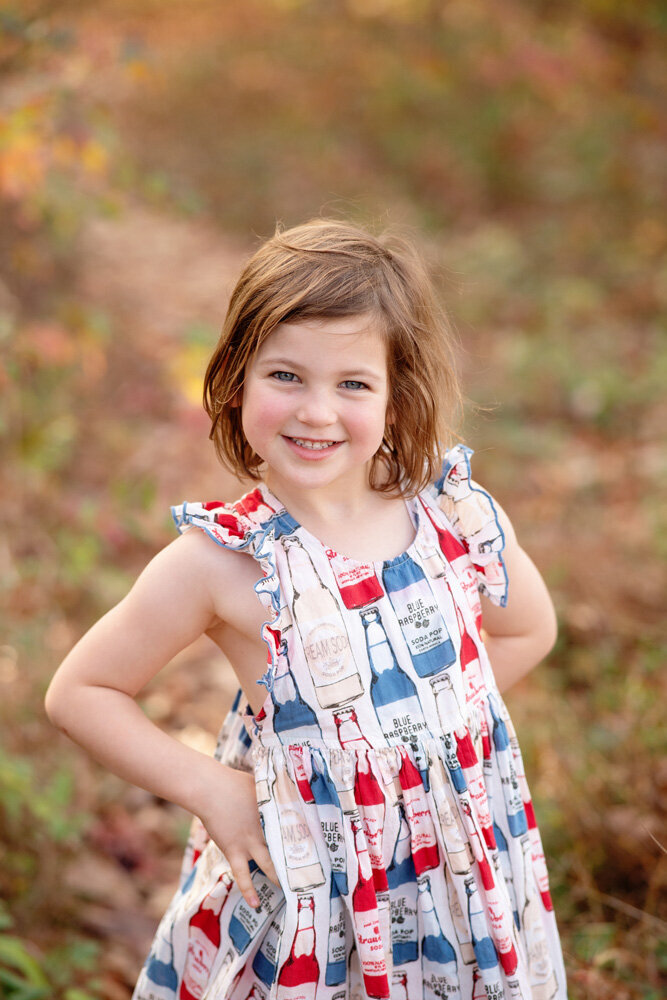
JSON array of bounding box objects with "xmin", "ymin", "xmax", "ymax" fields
[
  {"xmin": 381, "ymin": 553, "xmax": 456, "ymax": 677},
  {"xmin": 488, "ymin": 693, "xmax": 528, "ymax": 838},
  {"xmin": 386, "ymin": 803, "xmax": 419, "ymax": 965},
  {"xmin": 493, "ymin": 821, "xmax": 520, "ymax": 929},
  {"xmin": 309, "ymin": 749, "xmax": 349, "ymax": 896},
  {"xmin": 272, "ymin": 511, "xmax": 300, "ymax": 538},
  {"xmin": 325, "ymin": 872, "xmax": 349, "ymax": 986},
  {"xmin": 143, "ymin": 920, "xmax": 178, "ymax": 993},
  {"xmin": 442, "ymin": 731, "xmax": 467, "ymax": 794},
  {"xmin": 464, "ymin": 875, "xmax": 503, "ymax": 997},
  {"xmin": 229, "ymin": 866, "xmax": 283, "ymax": 954},
  {"xmin": 418, "ymin": 874, "xmax": 461, "ymax": 998},
  {"xmin": 252, "ymin": 900, "xmax": 286, "ymax": 986},
  {"xmin": 361, "ymin": 606, "xmax": 427, "ymax": 744},
  {"xmin": 271, "ymin": 639, "xmax": 323, "ymax": 743}
]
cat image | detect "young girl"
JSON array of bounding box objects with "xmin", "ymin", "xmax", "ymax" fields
[{"xmin": 46, "ymin": 219, "xmax": 568, "ymax": 1000}]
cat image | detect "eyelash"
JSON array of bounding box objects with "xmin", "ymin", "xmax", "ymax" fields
[{"xmin": 270, "ymin": 372, "xmax": 368, "ymax": 391}]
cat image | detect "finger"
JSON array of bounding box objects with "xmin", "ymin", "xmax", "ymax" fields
[
  {"xmin": 227, "ymin": 853, "xmax": 260, "ymax": 908},
  {"xmin": 251, "ymin": 843, "xmax": 280, "ymax": 887}
]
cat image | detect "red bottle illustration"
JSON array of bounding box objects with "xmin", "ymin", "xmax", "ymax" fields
[
  {"xmin": 180, "ymin": 873, "xmax": 233, "ymax": 999},
  {"xmin": 276, "ymin": 894, "xmax": 320, "ymax": 1000},
  {"xmin": 354, "ymin": 755, "xmax": 388, "ymax": 891},
  {"xmin": 334, "ymin": 706, "xmax": 372, "ymax": 751},
  {"xmin": 397, "ymin": 748, "xmax": 440, "ymax": 875},
  {"xmin": 350, "ymin": 817, "xmax": 390, "ymax": 999},
  {"xmin": 326, "ymin": 547, "xmax": 384, "ymax": 609},
  {"xmin": 455, "ymin": 728, "xmax": 495, "ymax": 850}
]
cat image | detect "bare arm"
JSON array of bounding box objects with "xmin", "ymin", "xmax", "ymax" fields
[
  {"xmin": 45, "ymin": 530, "xmax": 277, "ymax": 905},
  {"xmin": 479, "ymin": 505, "xmax": 557, "ymax": 692}
]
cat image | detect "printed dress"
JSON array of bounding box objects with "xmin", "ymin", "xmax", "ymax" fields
[{"xmin": 133, "ymin": 445, "xmax": 567, "ymax": 1000}]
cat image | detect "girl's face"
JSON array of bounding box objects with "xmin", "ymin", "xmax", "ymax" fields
[{"xmin": 241, "ymin": 314, "xmax": 391, "ymax": 499}]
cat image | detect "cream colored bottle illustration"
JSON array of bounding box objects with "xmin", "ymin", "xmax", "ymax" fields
[
  {"xmin": 273, "ymin": 765, "xmax": 326, "ymax": 892},
  {"xmin": 285, "ymin": 536, "xmax": 363, "ymax": 708}
]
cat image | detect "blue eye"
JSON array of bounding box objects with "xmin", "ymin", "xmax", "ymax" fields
[
  {"xmin": 271, "ymin": 371, "xmax": 299, "ymax": 382},
  {"xmin": 340, "ymin": 380, "xmax": 367, "ymax": 390}
]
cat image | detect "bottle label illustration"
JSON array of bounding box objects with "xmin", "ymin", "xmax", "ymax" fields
[
  {"xmin": 274, "ymin": 766, "xmax": 325, "ymax": 893},
  {"xmin": 286, "ymin": 536, "xmax": 363, "ymax": 708},
  {"xmin": 418, "ymin": 874, "xmax": 462, "ymax": 999},
  {"xmin": 229, "ymin": 870, "xmax": 283, "ymax": 955},
  {"xmin": 326, "ymin": 548, "xmax": 384, "ymax": 609},
  {"xmin": 382, "ymin": 554, "xmax": 456, "ymax": 677}
]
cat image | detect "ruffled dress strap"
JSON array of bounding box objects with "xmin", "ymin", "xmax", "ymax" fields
[
  {"xmin": 171, "ymin": 491, "xmax": 282, "ymax": 692},
  {"xmin": 433, "ymin": 443, "xmax": 509, "ymax": 607}
]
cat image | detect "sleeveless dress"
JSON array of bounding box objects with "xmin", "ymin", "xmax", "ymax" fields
[{"xmin": 132, "ymin": 445, "xmax": 567, "ymax": 1000}]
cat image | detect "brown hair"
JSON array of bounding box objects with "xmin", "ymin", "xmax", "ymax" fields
[{"xmin": 204, "ymin": 218, "xmax": 461, "ymax": 496}]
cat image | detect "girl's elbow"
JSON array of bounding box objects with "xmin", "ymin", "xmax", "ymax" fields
[{"xmin": 44, "ymin": 676, "xmax": 73, "ymax": 732}]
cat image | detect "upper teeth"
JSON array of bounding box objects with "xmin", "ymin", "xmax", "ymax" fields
[{"xmin": 292, "ymin": 438, "xmax": 336, "ymax": 450}]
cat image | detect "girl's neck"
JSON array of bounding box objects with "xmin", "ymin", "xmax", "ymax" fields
[{"xmin": 261, "ymin": 473, "xmax": 417, "ymax": 564}]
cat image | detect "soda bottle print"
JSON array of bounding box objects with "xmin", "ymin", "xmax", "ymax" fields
[
  {"xmin": 326, "ymin": 546, "xmax": 384, "ymax": 609},
  {"xmin": 376, "ymin": 889, "xmax": 393, "ymax": 981},
  {"xmin": 459, "ymin": 798, "xmax": 494, "ymax": 891},
  {"xmin": 334, "ymin": 705, "xmax": 372, "ymax": 751},
  {"xmin": 414, "ymin": 532, "xmax": 448, "ymax": 579},
  {"xmin": 290, "ymin": 745, "xmax": 315, "ymax": 804},
  {"xmin": 361, "ymin": 606, "xmax": 426, "ymax": 744},
  {"xmin": 385, "ymin": 802, "xmax": 419, "ymax": 965},
  {"xmin": 488, "ymin": 693, "xmax": 527, "ymax": 838},
  {"xmin": 397, "ymin": 748, "xmax": 440, "ymax": 875},
  {"xmin": 417, "ymin": 874, "xmax": 462, "ymax": 999},
  {"xmin": 493, "ymin": 821, "xmax": 520, "ymax": 929},
  {"xmin": 276, "ymin": 893, "xmax": 320, "ymax": 1000},
  {"xmin": 433, "ymin": 765, "xmax": 472, "ymax": 876},
  {"xmin": 144, "ymin": 919, "xmax": 178, "ymax": 994},
  {"xmin": 520, "ymin": 836, "xmax": 558, "ymax": 999},
  {"xmin": 350, "ymin": 816, "xmax": 391, "ymax": 999},
  {"xmin": 442, "ymin": 731, "xmax": 467, "ymax": 793},
  {"xmin": 255, "ymin": 747, "xmax": 271, "ymax": 807},
  {"xmin": 477, "ymin": 857, "xmax": 519, "ymax": 977},
  {"xmin": 272, "ymin": 509, "xmax": 300, "ymax": 538},
  {"xmin": 252, "ymin": 901, "xmax": 286, "ymax": 987},
  {"xmin": 180, "ymin": 873, "xmax": 233, "ymax": 1000},
  {"xmin": 445, "ymin": 865, "xmax": 475, "ymax": 965},
  {"xmin": 285, "ymin": 535, "xmax": 363, "ymax": 707},
  {"xmin": 509, "ymin": 733, "xmax": 553, "ymax": 912},
  {"xmin": 272, "ymin": 640, "xmax": 323, "ymax": 743},
  {"xmin": 354, "ymin": 754, "xmax": 388, "ymax": 891},
  {"xmin": 507, "ymin": 978, "xmax": 526, "ymax": 999},
  {"xmin": 391, "ymin": 969, "xmax": 409, "ymax": 1000},
  {"xmin": 455, "ymin": 728, "xmax": 495, "ymax": 849},
  {"xmin": 308, "ymin": 750, "xmax": 349, "ymax": 894},
  {"xmin": 431, "ymin": 673, "xmax": 464, "ymax": 733},
  {"xmin": 229, "ymin": 866, "xmax": 284, "ymax": 954},
  {"xmin": 464, "ymin": 876, "xmax": 504, "ymax": 1000},
  {"xmin": 381, "ymin": 553, "xmax": 456, "ymax": 677},
  {"xmin": 326, "ymin": 872, "xmax": 349, "ymax": 986},
  {"xmin": 273, "ymin": 766, "xmax": 326, "ymax": 892}
]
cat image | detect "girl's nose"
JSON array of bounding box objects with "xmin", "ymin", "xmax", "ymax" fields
[{"xmin": 296, "ymin": 389, "xmax": 337, "ymax": 427}]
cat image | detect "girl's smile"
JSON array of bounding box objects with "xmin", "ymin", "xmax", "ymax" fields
[{"xmin": 241, "ymin": 314, "xmax": 390, "ymax": 500}]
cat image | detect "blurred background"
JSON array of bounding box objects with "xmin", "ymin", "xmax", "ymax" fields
[{"xmin": 1, "ymin": 1, "xmax": 665, "ymax": 997}]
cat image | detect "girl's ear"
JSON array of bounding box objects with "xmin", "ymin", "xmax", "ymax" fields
[{"xmin": 230, "ymin": 388, "xmax": 243, "ymax": 408}]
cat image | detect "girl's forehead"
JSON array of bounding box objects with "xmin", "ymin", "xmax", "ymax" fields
[{"xmin": 257, "ymin": 313, "xmax": 387, "ymax": 357}]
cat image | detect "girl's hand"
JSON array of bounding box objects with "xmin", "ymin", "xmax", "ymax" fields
[{"xmin": 197, "ymin": 762, "xmax": 280, "ymax": 908}]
